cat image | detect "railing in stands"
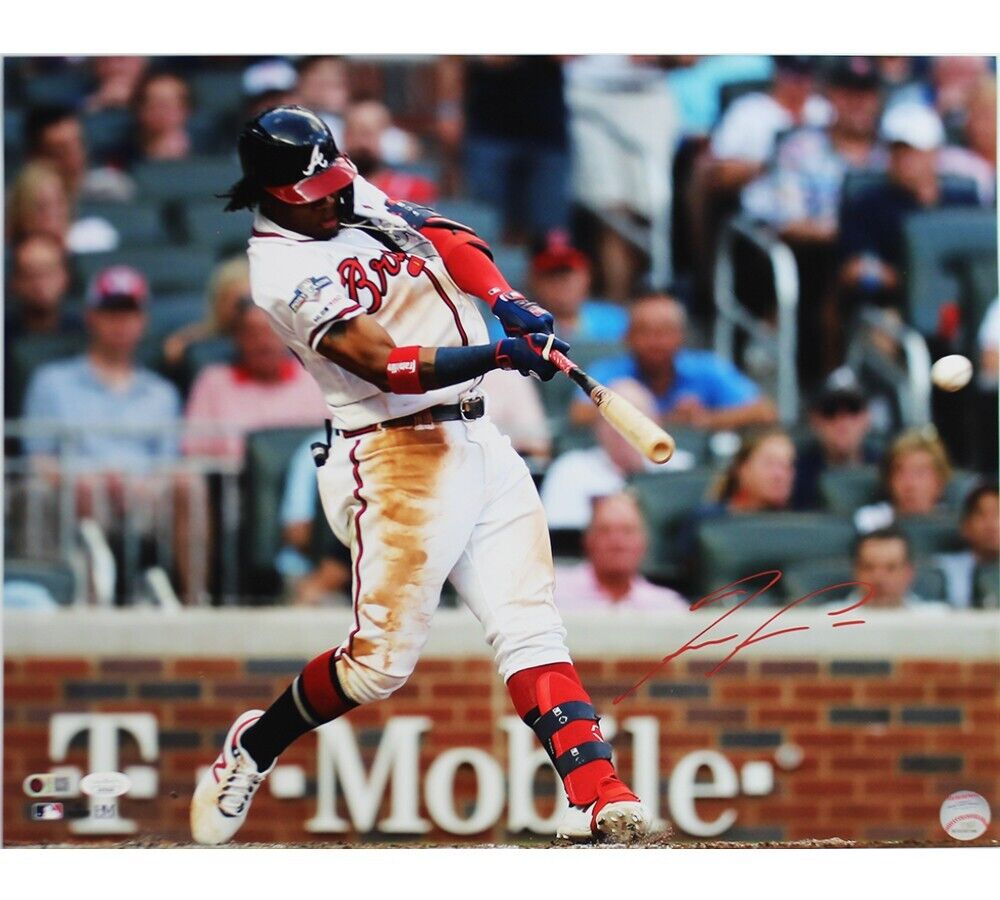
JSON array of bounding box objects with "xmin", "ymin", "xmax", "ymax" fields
[{"xmin": 713, "ymin": 216, "xmax": 800, "ymax": 425}]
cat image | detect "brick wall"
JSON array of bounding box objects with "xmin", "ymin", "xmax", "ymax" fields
[{"xmin": 4, "ymin": 653, "xmax": 998, "ymax": 845}]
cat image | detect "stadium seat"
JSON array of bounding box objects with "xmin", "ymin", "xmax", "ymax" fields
[
  {"xmin": 434, "ymin": 199, "xmax": 501, "ymax": 247},
  {"xmin": 490, "ymin": 246, "xmax": 529, "ymax": 293},
  {"xmin": 3, "ymin": 558, "xmax": 77, "ymax": 607},
  {"xmin": 903, "ymin": 204, "xmax": 995, "ymax": 335},
  {"xmin": 82, "ymin": 108, "xmax": 134, "ymax": 166},
  {"xmin": 896, "ymin": 513, "xmax": 963, "ymax": 555},
  {"xmin": 973, "ymin": 563, "xmax": 999, "ymax": 608},
  {"xmin": 818, "ymin": 466, "xmax": 881, "ymax": 514},
  {"xmin": 782, "ymin": 556, "xmax": 949, "ymax": 605},
  {"xmin": 6, "ymin": 332, "xmax": 89, "ymax": 419},
  {"xmin": 696, "ymin": 513, "xmax": 857, "ymax": 598},
  {"xmin": 190, "ymin": 70, "xmax": 245, "ymax": 112},
  {"xmin": 23, "ymin": 69, "xmax": 88, "ymax": 107},
  {"xmin": 74, "ymin": 247, "xmax": 217, "ymax": 296},
  {"xmin": 77, "ymin": 201, "xmax": 171, "ymax": 248},
  {"xmin": 955, "ymin": 253, "xmax": 999, "ymax": 359},
  {"xmin": 242, "ymin": 426, "xmax": 320, "ymax": 596},
  {"xmin": 133, "ymin": 156, "xmax": 241, "ymax": 204},
  {"xmin": 629, "ymin": 468, "xmax": 716, "ymax": 581},
  {"xmin": 944, "ymin": 469, "xmax": 982, "ymax": 510},
  {"xmin": 147, "ymin": 293, "xmax": 208, "ymax": 337},
  {"xmin": 182, "ymin": 202, "xmax": 253, "ymax": 255}
]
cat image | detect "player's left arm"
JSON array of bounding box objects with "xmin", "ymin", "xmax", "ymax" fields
[
  {"xmin": 315, "ymin": 313, "xmax": 567, "ymax": 392},
  {"xmin": 386, "ymin": 199, "xmax": 553, "ymax": 337}
]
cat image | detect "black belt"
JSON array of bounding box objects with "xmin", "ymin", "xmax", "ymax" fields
[{"xmin": 332, "ymin": 396, "xmax": 485, "ymax": 439}]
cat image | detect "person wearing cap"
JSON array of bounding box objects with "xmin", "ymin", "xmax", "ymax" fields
[
  {"xmin": 21, "ymin": 265, "xmax": 210, "ymax": 602},
  {"xmin": 838, "ymin": 101, "xmax": 979, "ymax": 311},
  {"xmin": 527, "ymin": 233, "xmax": 628, "ymax": 343},
  {"xmin": 571, "ymin": 294, "xmax": 777, "ymax": 432},
  {"xmin": 791, "ymin": 368, "xmax": 880, "ymax": 510},
  {"xmin": 741, "ymin": 57, "xmax": 886, "ymax": 243},
  {"xmin": 242, "ymin": 58, "xmax": 298, "ymax": 119}
]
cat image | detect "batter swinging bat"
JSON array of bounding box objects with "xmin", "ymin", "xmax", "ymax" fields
[{"xmin": 547, "ymin": 348, "xmax": 676, "ymax": 465}]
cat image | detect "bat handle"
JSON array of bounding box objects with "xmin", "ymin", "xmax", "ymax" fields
[{"xmin": 548, "ymin": 348, "xmax": 598, "ymax": 395}]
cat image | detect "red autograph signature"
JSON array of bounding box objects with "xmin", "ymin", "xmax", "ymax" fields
[{"xmin": 613, "ymin": 570, "xmax": 872, "ymax": 705}]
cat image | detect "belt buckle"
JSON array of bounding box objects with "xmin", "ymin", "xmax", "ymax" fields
[
  {"xmin": 460, "ymin": 394, "xmax": 485, "ymax": 421},
  {"xmin": 413, "ymin": 409, "xmax": 435, "ymax": 431}
]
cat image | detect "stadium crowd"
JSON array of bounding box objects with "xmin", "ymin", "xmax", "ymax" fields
[{"xmin": 3, "ymin": 54, "xmax": 997, "ymax": 612}]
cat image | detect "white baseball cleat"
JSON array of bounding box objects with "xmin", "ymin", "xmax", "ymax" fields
[
  {"xmin": 556, "ymin": 798, "xmax": 652, "ymax": 843},
  {"xmin": 190, "ymin": 709, "xmax": 275, "ymax": 846}
]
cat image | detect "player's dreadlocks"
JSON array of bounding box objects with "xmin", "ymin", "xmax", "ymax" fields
[{"xmin": 219, "ymin": 176, "xmax": 263, "ymax": 212}]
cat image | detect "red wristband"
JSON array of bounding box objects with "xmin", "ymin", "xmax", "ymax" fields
[{"xmin": 386, "ymin": 346, "xmax": 424, "ymax": 394}]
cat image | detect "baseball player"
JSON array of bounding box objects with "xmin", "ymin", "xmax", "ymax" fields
[{"xmin": 190, "ymin": 106, "xmax": 651, "ymax": 845}]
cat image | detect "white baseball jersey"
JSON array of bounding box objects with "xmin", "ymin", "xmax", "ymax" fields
[{"xmin": 247, "ymin": 175, "xmax": 490, "ymax": 431}]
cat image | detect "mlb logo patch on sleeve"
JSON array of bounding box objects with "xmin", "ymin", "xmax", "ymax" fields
[{"xmin": 290, "ymin": 275, "xmax": 334, "ymax": 311}]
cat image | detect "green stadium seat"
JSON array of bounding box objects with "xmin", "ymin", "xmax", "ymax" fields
[
  {"xmin": 77, "ymin": 201, "xmax": 171, "ymax": 248},
  {"xmin": 134, "ymin": 156, "xmax": 241, "ymax": 204},
  {"xmin": 903, "ymin": 205, "xmax": 995, "ymax": 335},
  {"xmin": 896, "ymin": 513, "xmax": 963, "ymax": 555},
  {"xmin": 6, "ymin": 332, "xmax": 88, "ymax": 419},
  {"xmin": 782, "ymin": 556, "xmax": 948, "ymax": 605},
  {"xmin": 147, "ymin": 293, "xmax": 208, "ymax": 336},
  {"xmin": 242, "ymin": 426, "xmax": 320, "ymax": 595},
  {"xmin": 434, "ymin": 200, "xmax": 501, "ymax": 247},
  {"xmin": 818, "ymin": 465, "xmax": 880, "ymax": 514},
  {"xmin": 955, "ymin": 254, "xmax": 999, "ymax": 359},
  {"xmin": 74, "ymin": 247, "xmax": 217, "ymax": 296},
  {"xmin": 182, "ymin": 202, "xmax": 253, "ymax": 254},
  {"xmin": 696, "ymin": 513, "xmax": 857, "ymax": 597},
  {"xmin": 179, "ymin": 337, "xmax": 235, "ymax": 395},
  {"xmin": 973, "ymin": 563, "xmax": 999, "ymax": 608},
  {"xmin": 23, "ymin": 70, "xmax": 87, "ymax": 107},
  {"xmin": 490, "ymin": 246, "xmax": 529, "ymax": 293},
  {"xmin": 82, "ymin": 108, "xmax": 134, "ymax": 165},
  {"xmin": 4, "ymin": 558, "xmax": 77, "ymax": 606},
  {"xmin": 629, "ymin": 468, "xmax": 715, "ymax": 580},
  {"xmin": 944, "ymin": 469, "xmax": 983, "ymax": 510},
  {"xmin": 190, "ymin": 70, "xmax": 245, "ymax": 112}
]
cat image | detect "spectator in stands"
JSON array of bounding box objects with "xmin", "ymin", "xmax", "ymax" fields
[
  {"xmin": 294, "ymin": 56, "xmax": 351, "ymax": 144},
  {"xmin": 839, "ymin": 103, "xmax": 979, "ymax": 312},
  {"xmin": 702, "ymin": 56, "xmax": 832, "ymax": 194},
  {"xmin": 792, "ymin": 368, "xmax": 880, "ymax": 510},
  {"xmin": 479, "ymin": 367, "xmax": 552, "ymax": 461},
  {"xmin": 934, "ymin": 483, "xmax": 999, "ymax": 608},
  {"xmin": 277, "ymin": 430, "xmax": 353, "ymax": 606},
  {"xmin": 527, "ymin": 232, "xmax": 628, "ymax": 343},
  {"xmin": 133, "ymin": 72, "xmax": 193, "ymax": 162},
  {"xmin": 855, "ymin": 427, "xmax": 952, "ymax": 532},
  {"xmin": 242, "ymin": 58, "xmax": 298, "ymax": 119},
  {"xmin": 183, "ymin": 302, "xmax": 327, "ymax": 464},
  {"xmin": 4, "ymin": 235, "xmax": 78, "ymax": 340},
  {"xmin": 554, "ymin": 493, "xmax": 688, "ymax": 612},
  {"xmin": 162, "ymin": 256, "xmax": 250, "ymax": 369},
  {"xmin": 847, "ymin": 527, "xmax": 937, "ymax": 610},
  {"xmin": 711, "ymin": 427, "xmax": 796, "ymax": 513},
  {"xmin": 343, "ymin": 100, "xmax": 436, "ymax": 204},
  {"xmin": 6, "ymin": 161, "xmax": 116, "ymax": 254},
  {"xmin": 571, "ymin": 294, "xmax": 777, "ymax": 431},
  {"xmin": 25, "ymin": 105, "xmax": 135, "ymax": 203},
  {"xmin": 21, "ymin": 265, "xmax": 209, "ymax": 602},
  {"xmin": 742, "ymin": 58, "xmax": 886, "ymax": 243},
  {"xmin": 85, "ymin": 56, "xmax": 148, "ymax": 112},
  {"xmin": 895, "ymin": 56, "xmax": 993, "ymax": 143},
  {"xmin": 938, "ymin": 75, "xmax": 997, "ymax": 206},
  {"xmin": 544, "ymin": 379, "xmax": 694, "ymax": 530},
  {"xmin": 22, "ymin": 265, "xmax": 180, "ymax": 469},
  {"xmin": 440, "ymin": 56, "xmax": 570, "ymax": 240}
]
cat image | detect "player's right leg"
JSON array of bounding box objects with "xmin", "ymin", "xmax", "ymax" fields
[
  {"xmin": 191, "ymin": 424, "xmax": 474, "ymax": 844},
  {"xmin": 448, "ymin": 420, "xmax": 651, "ymax": 842}
]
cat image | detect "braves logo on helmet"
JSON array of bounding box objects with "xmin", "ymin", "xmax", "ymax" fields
[{"xmin": 303, "ymin": 144, "xmax": 330, "ymax": 177}]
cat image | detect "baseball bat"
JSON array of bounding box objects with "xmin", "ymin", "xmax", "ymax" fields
[{"xmin": 548, "ymin": 349, "xmax": 675, "ymax": 464}]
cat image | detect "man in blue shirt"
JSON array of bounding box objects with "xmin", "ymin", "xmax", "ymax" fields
[
  {"xmin": 21, "ymin": 266, "xmax": 205, "ymax": 603},
  {"xmin": 570, "ymin": 294, "xmax": 777, "ymax": 431}
]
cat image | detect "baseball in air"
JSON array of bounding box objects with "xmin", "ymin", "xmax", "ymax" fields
[
  {"xmin": 931, "ymin": 354, "xmax": 973, "ymax": 392},
  {"xmin": 939, "ymin": 790, "xmax": 991, "ymax": 841}
]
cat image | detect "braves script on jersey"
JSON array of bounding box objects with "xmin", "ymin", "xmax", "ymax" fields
[{"xmin": 248, "ymin": 176, "xmax": 489, "ymax": 431}]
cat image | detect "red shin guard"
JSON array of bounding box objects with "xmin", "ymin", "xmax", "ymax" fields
[{"xmin": 507, "ymin": 663, "xmax": 615, "ymax": 807}]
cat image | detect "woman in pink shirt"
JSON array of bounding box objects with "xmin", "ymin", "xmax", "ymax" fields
[
  {"xmin": 554, "ymin": 492, "xmax": 688, "ymax": 613},
  {"xmin": 184, "ymin": 303, "xmax": 328, "ymax": 464}
]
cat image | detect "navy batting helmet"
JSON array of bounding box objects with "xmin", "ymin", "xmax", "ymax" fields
[{"xmin": 224, "ymin": 105, "xmax": 357, "ymax": 213}]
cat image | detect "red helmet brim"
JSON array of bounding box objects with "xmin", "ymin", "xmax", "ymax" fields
[{"xmin": 264, "ymin": 156, "xmax": 357, "ymax": 205}]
